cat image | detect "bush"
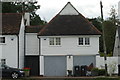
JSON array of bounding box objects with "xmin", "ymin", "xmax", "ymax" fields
[
  {"xmin": 98, "ymin": 69, "xmax": 106, "ymax": 76},
  {"xmin": 91, "ymin": 68, "xmax": 99, "ymax": 76},
  {"xmin": 91, "ymin": 68, "xmax": 99, "ymax": 72}
]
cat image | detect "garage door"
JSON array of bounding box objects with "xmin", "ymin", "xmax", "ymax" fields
[
  {"xmin": 44, "ymin": 56, "xmax": 66, "ymax": 76},
  {"xmin": 73, "ymin": 56, "xmax": 96, "ymax": 66}
]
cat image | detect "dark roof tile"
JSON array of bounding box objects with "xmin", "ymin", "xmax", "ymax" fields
[
  {"xmin": 38, "ymin": 15, "xmax": 101, "ymax": 36},
  {"xmin": 1, "ymin": 13, "xmax": 22, "ymax": 35},
  {"xmin": 25, "ymin": 25, "xmax": 44, "ymax": 33}
]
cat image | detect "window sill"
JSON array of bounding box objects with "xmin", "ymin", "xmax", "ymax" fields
[
  {"xmin": 78, "ymin": 45, "xmax": 90, "ymax": 47},
  {"xmin": 49, "ymin": 45, "xmax": 62, "ymax": 47},
  {"xmin": 0, "ymin": 43, "xmax": 6, "ymax": 45}
]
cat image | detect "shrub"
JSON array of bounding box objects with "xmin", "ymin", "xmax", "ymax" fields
[
  {"xmin": 91, "ymin": 68, "xmax": 99, "ymax": 72},
  {"xmin": 91, "ymin": 68, "xmax": 99, "ymax": 76},
  {"xmin": 98, "ymin": 69, "xmax": 106, "ymax": 75}
]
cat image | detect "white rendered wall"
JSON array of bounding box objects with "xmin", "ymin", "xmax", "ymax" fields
[
  {"xmin": 0, "ymin": 35, "xmax": 18, "ymax": 68},
  {"xmin": 40, "ymin": 56, "xmax": 44, "ymax": 75},
  {"xmin": 19, "ymin": 17, "xmax": 25, "ymax": 69},
  {"xmin": 96, "ymin": 56, "xmax": 118, "ymax": 74},
  {"xmin": 118, "ymin": 1, "xmax": 120, "ymax": 20},
  {"xmin": 25, "ymin": 33, "xmax": 39, "ymax": 55},
  {"xmin": 59, "ymin": 3, "xmax": 79, "ymax": 15},
  {"xmin": 40, "ymin": 35, "xmax": 100, "ymax": 56},
  {"xmin": 67, "ymin": 56, "xmax": 73, "ymax": 75}
]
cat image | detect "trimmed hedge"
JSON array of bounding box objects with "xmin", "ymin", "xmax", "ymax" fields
[{"xmin": 65, "ymin": 78, "xmax": 120, "ymax": 80}]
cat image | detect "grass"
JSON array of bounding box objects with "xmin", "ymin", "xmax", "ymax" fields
[{"xmin": 2, "ymin": 77, "xmax": 120, "ymax": 80}]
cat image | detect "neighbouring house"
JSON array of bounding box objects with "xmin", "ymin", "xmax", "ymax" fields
[
  {"xmin": 0, "ymin": 13, "xmax": 30, "ymax": 69},
  {"xmin": 113, "ymin": 25, "xmax": 120, "ymax": 57},
  {"xmin": 24, "ymin": 25, "xmax": 43, "ymax": 76},
  {"xmin": 113, "ymin": 1, "xmax": 120, "ymax": 57},
  {"xmin": 38, "ymin": 2, "xmax": 101, "ymax": 76}
]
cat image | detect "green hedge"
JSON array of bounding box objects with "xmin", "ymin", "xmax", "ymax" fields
[{"xmin": 65, "ymin": 78, "xmax": 120, "ymax": 80}]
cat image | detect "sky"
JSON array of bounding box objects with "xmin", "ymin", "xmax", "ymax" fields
[{"xmin": 36, "ymin": 0, "xmax": 120, "ymax": 22}]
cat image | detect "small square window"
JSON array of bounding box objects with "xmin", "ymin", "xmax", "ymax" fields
[
  {"xmin": 79, "ymin": 37, "xmax": 83, "ymax": 45},
  {"xmin": 0, "ymin": 37, "xmax": 5, "ymax": 43},
  {"xmin": 1, "ymin": 59, "xmax": 6, "ymax": 64},
  {"xmin": 49, "ymin": 37, "xmax": 61, "ymax": 46}
]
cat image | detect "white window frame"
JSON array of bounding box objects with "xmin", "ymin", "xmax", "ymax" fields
[
  {"xmin": 1, "ymin": 59, "xmax": 6, "ymax": 64},
  {"xmin": 49, "ymin": 37, "xmax": 61, "ymax": 46},
  {"xmin": 0, "ymin": 37, "xmax": 5, "ymax": 44},
  {"xmin": 78, "ymin": 37, "xmax": 90, "ymax": 46},
  {"xmin": 85, "ymin": 37, "xmax": 90, "ymax": 45},
  {"xmin": 78, "ymin": 37, "xmax": 83, "ymax": 45}
]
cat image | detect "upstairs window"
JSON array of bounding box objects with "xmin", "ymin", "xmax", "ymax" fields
[
  {"xmin": 0, "ymin": 37, "xmax": 5, "ymax": 43},
  {"xmin": 49, "ymin": 38, "xmax": 54, "ymax": 45},
  {"xmin": 56, "ymin": 37, "xmax": 61, "ymax": 45},
  {"xmin": 78, "ymin": 37, "xmax": 90, "ymax": 46},
  {"xmin": 1, "ymin": 59, "xmax": 6, "ymax": 64},
  {"xmin": 49, "ymin": 37, "xmax": 61, "ymax": 45},
  {"xmin": 78, "ymin": 37, "xmax": 83, "ymax": 45},
  {"xmin": 85, "ymin": 37, "xmax": 90, "ymax": 45}
]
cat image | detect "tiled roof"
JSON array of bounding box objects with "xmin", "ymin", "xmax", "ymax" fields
[
  {"xmin": 1, "ymin": 13, "xmax": 22, "ymax": 35},
  {"xmin": 38, "ymin": 2, "xmax": 101, "ymax": 36},
  {"xmin": 25, "ymin": 25, "xmax": 44, "ymax": 33},
  {"xmin": 38, "ymin": 15, "xmax": 101, "ymax": 36}
]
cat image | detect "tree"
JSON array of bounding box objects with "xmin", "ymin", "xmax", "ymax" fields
[
  {"xmin": 103, "ymin": 21, "xmax": 116, "ymax": 54},
  {"xmin": 88, "ymin": 18, "xmax": 104, "ymax": 52},
  {"xmin": 108, "ymin": 6, "xmax": 118, "ymax": 25},
  {"xmin": 2, "ymin": 2, "xmax": 46, "ymax": 25}
]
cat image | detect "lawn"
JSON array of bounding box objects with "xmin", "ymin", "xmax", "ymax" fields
[{"xmin": 2, "ymin": 77, "xmax": 120, "ymax": 80}]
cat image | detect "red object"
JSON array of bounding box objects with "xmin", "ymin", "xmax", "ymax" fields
[{"xmin": 23, "ymin": 67, "xmax": 31, "ymax": 70}]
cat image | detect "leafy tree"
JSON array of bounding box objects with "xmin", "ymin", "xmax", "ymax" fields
[
  {"xmin": 88, "ymin": 18, "xmax": 104, "ymax": 52},
  {"xmin": 2, "ymin": 2, "xmax": 46, "ymax": 25},
  {"xmin": 103, "ymin": 21, "xmax": 116, "ymax": 54},
  {"xmin": 108, "ymin": 6, "xmax": 118, "ymax": 25}
]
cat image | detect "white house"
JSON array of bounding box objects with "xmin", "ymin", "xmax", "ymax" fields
[
  {"xmin": 0, "ymin": 13, "xmax": 29, "ymax": 69},
  {"xmin": 1, "ymin": 2, "xmax": 102, "ymax": 77},
  {"xmin": 38, "ymin": 2, "xmax": 101, "ymax": 76},
  {"xmin": 113, "ymin": 1, "xmax": 120, "ymax": 57},
  {"xmin": 24, "ymin": 25, "xmax": 43, "ymax": 76}
]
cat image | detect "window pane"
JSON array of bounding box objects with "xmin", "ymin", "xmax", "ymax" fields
[
  {"xmin": 1, "ymin": 59, "xmax": 6, "ymax": 64},
  {"xmin": 0, "ymin": 37, "xmax": 5, "ymax": 43},
  {"xmin": 49, "ymin": 38, "xmax": 54, "ymax": 45},
  {"xmin": 85, "ymin": 37, "xmax": 90, "ymax": 45},
  {"xmin": 56, "ymin": 38, "xmax": 61, "ymax": 45},
  {"xmin": 79, "ymin": 38, "xmax": 83, "ymax": 45}
]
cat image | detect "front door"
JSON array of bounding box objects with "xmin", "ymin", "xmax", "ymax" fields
[{"xmin": 25, "ymin": 56, "xmax": 39, "ymax": 76}]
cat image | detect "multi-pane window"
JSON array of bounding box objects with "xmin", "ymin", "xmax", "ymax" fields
[
  {"xmin": 1, "ymin": 59, "xmax": 6, "ymax": 64},
  {"xmin": 0, "ymin": 37, "xmax": 5, "ymax": 43},
  {"xmin": 78, "ymin": 37, "xmax": 90, "ymax": 46},
  {"xmin": 85, "ymin": 37, "xmax": 90, "ymax": 45},
  {"xmin": 49, "ymin": 38, "xmax": 54, "ymax": 45},
  {"xmin": 79, "ymin": 37, "xmax": 83, "ymax": 45},
  {"xmin": 49, "ymin": 37, "xmax": 61, "ymax": 45},
  {"xmin": 56, "ymin": 38, "xmax": 61, "ymax": 45}
]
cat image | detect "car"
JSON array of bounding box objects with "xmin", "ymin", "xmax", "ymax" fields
[{"xmin": 0, "ymin": 63, "xmax": 24, "ymax": 79}]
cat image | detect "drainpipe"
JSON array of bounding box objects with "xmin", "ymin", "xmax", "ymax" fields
[
  {"xmin": 24, "ymin": 29, "xmax": 26, "ymax": 68},
  {"xmin": 37, "ymin": 35, "xmax": 41, "ymax": 75},
  {"xmin": 37, "ymin": 36, "xmax": 41, "ymax": 56},
  {"xmin": 17, "ymin": 35, "xmax": 19, "ymax": 68}
]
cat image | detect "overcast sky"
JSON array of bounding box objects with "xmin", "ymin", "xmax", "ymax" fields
[{"xmin": 36, "ymin": 0, "xmax": 120, "ymax": 22}]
